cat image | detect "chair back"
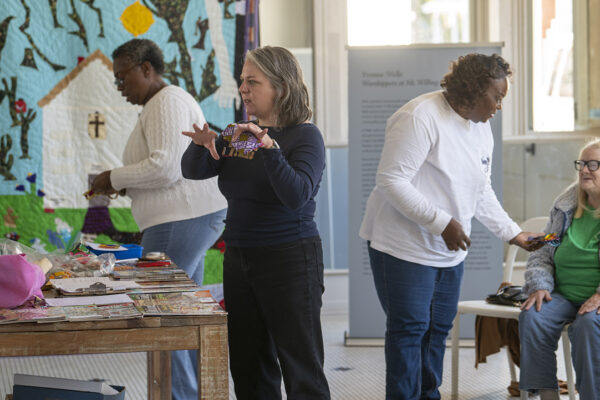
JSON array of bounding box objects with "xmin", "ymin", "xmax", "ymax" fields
[{"xmin": 503, "ymin": 216, "xmax": 550, "ymax": 283}]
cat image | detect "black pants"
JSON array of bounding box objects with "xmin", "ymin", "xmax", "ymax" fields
[{"xmin": 224, "ymin": 236, "xmax": 331, "ymax": 400}]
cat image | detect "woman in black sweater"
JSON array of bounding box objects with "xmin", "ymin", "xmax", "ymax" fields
[{"xmin": 181, "ymin": 46, "xmax": 330, "ymax": 400}]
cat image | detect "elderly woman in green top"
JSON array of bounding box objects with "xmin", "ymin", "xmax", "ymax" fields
[{"xmin": 519, "ymin": 138, "xmax": 600, "ymax": 400}]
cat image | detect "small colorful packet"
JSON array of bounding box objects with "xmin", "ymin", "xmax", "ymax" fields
[
  {"xmin": 68, "ymin": 242, "xmax": 93, "ymax": 257},
  {"xmin": 527, "ymin": 232, "xmax": 560, "ymax": 247},
  {"xmin": 83, "ymin": 189, "xmax": 96, "ymax": 200},
  {"xmin": 221, "ymin": 123, "xmax": 264, "ymax": 156},
  {"xmin": 97, "ymin": 244, "xmax": 123, "ymax": 250},
  {"xmin": 83, "ymin": 189, "xmax": 118, "ymax": 200}
]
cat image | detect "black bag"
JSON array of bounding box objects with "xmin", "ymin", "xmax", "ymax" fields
[{"xmin": 486, "ymin": 285, "xmax": 528, "ymax": 307}]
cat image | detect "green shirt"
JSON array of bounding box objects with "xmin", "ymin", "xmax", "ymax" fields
[{"xmin": 554, "ymin": 208, "xmax": 600, "ymax": 302}]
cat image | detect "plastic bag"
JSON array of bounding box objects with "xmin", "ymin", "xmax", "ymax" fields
[
  {"xmin": 0, "ymin": 238, "xmax": 116, "ymax": 279},
  {"xmin": 0, "ymin": 238, "xmax": 46, "ymax": 263},
  {"xmin": 46, "ymin": 252, "xmax": 116, "ymax": 278},
  {"xmin": 0, "ymin": 238, "xmax": 53, "ymax": 275},
  {"xmin": 0, "ymin": 254, "xmax": 46, "ymax": 308}
]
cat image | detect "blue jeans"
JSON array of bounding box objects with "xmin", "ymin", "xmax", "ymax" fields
[
  {"xmin": 141, "ymin": 208, "xmax": 226, "ymax": 400},
  {"xmin": 140, "ymin": 209, "xmax": 226, "ymax": 286},
  {"xmin": 519, "ymin": 292, "xmax": 600, "ymax": 399},
  {"xmin": 368, "ymin": 245, "xmax": 464, "ymax": 400}
]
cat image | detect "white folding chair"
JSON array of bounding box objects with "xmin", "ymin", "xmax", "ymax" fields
[{"xmin": 450, "ymin": 217, "xmax": 576, "ymax": 400}]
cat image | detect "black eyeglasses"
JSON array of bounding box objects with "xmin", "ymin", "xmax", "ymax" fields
[
  {"xmin": 574, "ymin": 160, "xmax": 600, "ymax": 171},
  {"xmin": 113, "ymin": 64, "xmax": 140, "ymax": 87}
]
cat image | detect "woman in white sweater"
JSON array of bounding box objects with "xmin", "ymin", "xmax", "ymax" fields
[{"xmin": 90, "ymin": 38, "xmax": 227, "ymax": 400}]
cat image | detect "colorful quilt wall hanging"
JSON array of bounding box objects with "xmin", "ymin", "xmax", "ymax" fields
[{"xmin": 0, "ymin": 0, "xmax": 244, "ymax": 252}]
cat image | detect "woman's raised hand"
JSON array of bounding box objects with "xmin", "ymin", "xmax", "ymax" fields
[
  {"xmin": 233, "ymin": 123, "xmax": 274, "ymax": 149},
  {"xmin": 182, "ymin": 123, "xmax": 220, "ymax": 160}
]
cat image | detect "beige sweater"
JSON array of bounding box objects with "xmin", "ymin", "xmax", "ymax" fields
[{"xmin": 110, "ymin": 85, "xmax": 226, "ymax": 231}]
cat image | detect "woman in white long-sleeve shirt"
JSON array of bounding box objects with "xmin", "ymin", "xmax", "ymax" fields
[
  {"xmin": 359, "ymin": 53, "xmax": 541, "ymax": 399},
  {"xmin": 90, "ymin": 38, "xmax": 227, "ymax": 400}
]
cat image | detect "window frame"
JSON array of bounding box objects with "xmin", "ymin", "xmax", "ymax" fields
[
  {"xmin": 314, "ymin": 0, "xmax": 600, "ymax": 144},
  {"xmin": 316, "ymin": 0, "xmax": 480, "ymax": 146},
  {"xmin": 499, "ymin": 0, "xmax": 599, "ymax": 143}
]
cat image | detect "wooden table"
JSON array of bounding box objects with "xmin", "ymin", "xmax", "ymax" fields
[{"xmin": 0, "ymin": 314, "xmax": 228, "ymax": 400}]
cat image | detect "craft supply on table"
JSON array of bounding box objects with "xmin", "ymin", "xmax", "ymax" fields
[
  {"xmin": 45, "ymin": 294, "xmax": 133, "ymax": 307},
  {"xmin": 136, "ymin": 260, "xmax": 172, "ymax": 267},
  {"xmin": 86, "ymin": 243, "xmax": 143, "ymax": 260},
  {"xmin": 141, "ymin": 251, "xmax": 169, "ymax": 261},
  {"xmin": 49, "ymin": 277, "xmax": 141, "ymax": 294},
  {"xmin": 129, "ymin": 290, "xmax": 225, "ymax": 316}
]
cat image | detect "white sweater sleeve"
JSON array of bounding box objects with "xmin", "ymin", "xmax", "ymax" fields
[
  {"xmin": 474, "ymin": 171, "xmax": 521, "ymax": 242},
  {"xmin": 110, "ymin": 93, "xmax": 204, "ymax": 191},
  {"xmin": 375, "ymin": 111, "xmax": 452, "ymax": 236}
]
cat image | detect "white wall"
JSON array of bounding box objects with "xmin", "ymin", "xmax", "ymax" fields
[
  {"xmin": 259, "ymin": 0, "xmax": 312, "ymax": 47},
  {"xmin": 503, "ymin": 140, "xmax": 584, "ymax": 223},
  {"xmin": 257, "ymin": 0, "xmax": 314, "ymax": 119}
]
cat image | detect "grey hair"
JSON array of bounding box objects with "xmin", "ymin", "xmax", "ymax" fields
[
  {"xmin": 112, "ymin": 39, "xmax": 165, "ymax": 75},
  {"xmin": 245, "ymin": 46, "xmax": 312, "ymax": 127}
]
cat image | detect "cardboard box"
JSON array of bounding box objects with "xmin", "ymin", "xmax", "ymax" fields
[
  {"xmin": 12, "ymin": 385, "xmax": 125, "ymax": 400},
  {"xmin": 12, "ymin": 373, "xmax": 125, "ymax": 400}
]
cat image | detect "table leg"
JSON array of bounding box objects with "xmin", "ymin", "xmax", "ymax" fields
[
  {"xmin": 198, "ymin": 324, "xmax": 229, "ymax": 400},
  {"xmin": 148, "ymin": 350, "xmax": 172, "ymax": 400}
]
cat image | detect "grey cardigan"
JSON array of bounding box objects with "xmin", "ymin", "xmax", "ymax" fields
[{"xmin": 522, "ymin": 182, "xmax": 594, "ymax": 296}]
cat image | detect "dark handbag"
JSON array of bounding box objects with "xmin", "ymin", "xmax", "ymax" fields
[{"xmin": 486, "ymin": 285, "xmax": 528, "ymax": 307}]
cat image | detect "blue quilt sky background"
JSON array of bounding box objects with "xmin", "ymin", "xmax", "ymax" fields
[{"xmin": 0, "ymin": 0, "xmax": 237, "ymax": 194}]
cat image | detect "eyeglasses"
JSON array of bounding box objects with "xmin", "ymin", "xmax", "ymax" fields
[
  {"xmin": 113, "ymin": 64, "xmax": 139, "ymax": 87},
  {"xmin": 574, "ymin": 160, "xmax": 600, "ymax": 171}
]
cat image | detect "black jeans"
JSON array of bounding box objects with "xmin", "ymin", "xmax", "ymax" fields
[{"xmin": 224, "ymin": 236, "xmax": 330, "ymax": 400}]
